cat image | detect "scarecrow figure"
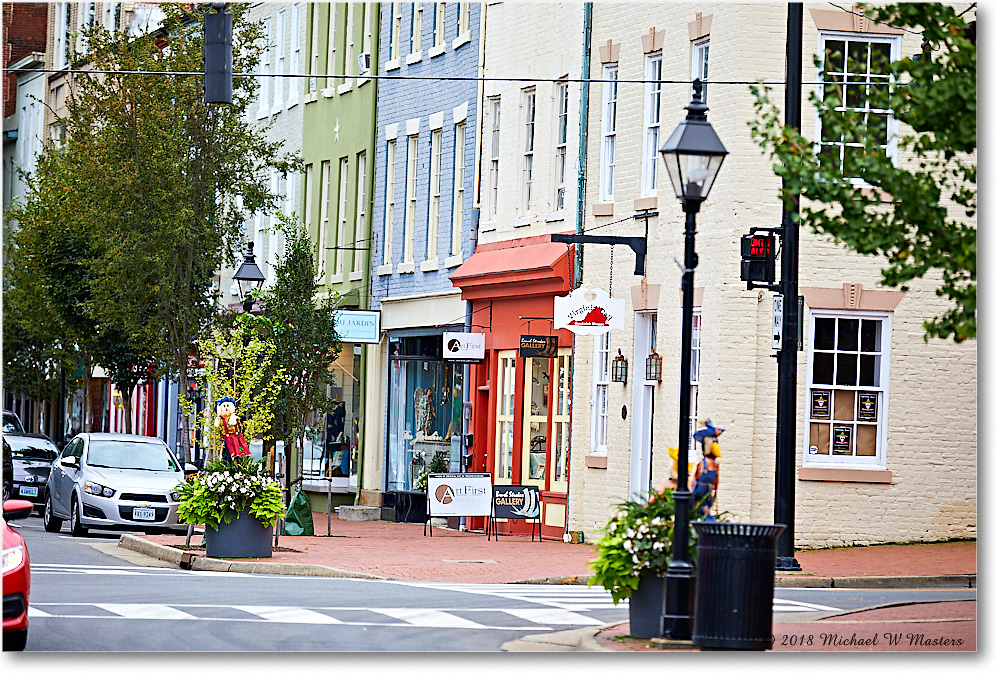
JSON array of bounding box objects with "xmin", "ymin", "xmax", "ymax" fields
[
  {"xmin": 690, "ymin": 419, "xmax": 724, "ymax": 520},
  {"xmin": 215, "ymin": 396, "xmax": 250, "ymax": 462}
]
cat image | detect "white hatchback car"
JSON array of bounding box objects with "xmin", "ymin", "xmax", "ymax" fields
[{"xmin": 43, "ymin": 433, "xmax": 188, "ymax": 536}]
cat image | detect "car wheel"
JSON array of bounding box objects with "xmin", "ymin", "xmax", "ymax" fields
[
  {"xmin": 2, "ymin": 478, "xmax": 11, "ymax": 502},
  {"xmin": 70, "ymin": 496, "xmax": 88, "ymax": 537},
  {"xmin": 43, "ymin": 493, "xmax": 64, "ymax": 533},
  {"xmin": 2, "ymin": 629, "xmax": 28, "ymax": 651}
]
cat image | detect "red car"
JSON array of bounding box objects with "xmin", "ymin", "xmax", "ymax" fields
[{"xmin": 3, "ymin": 499, "xmax": 33, "ymax": 651}]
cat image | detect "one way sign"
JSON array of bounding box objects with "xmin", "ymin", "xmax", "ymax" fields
[{"xmin": 772, "ymin": 295, "xmax": 783, "ymax": 350}]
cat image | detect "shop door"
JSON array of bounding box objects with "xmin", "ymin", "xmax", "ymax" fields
[
  {"xmin": 542, "ymin": 347, "xmax": 572, "ymax": 538},
  {"xmin": 493, "ymin": 351, "xmax": 517, "ymax": 486},
  {"xmin": 630, "ymin": 312, "xmax": 657, "ymax": 498}
]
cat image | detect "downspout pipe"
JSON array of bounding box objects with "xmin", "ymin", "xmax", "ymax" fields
[{"xmin": 565, "ymin": 1, "xmax": 592, "ymax": 541}]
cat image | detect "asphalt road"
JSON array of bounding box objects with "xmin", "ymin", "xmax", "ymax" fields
[{"xmin": 9, "ymin": 515, "xmax": 977, "ymax": 652}]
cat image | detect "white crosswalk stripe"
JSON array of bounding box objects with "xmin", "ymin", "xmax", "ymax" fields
[
  {"xmin": 392, "ymin": 582, "xmax": 620, "ymax": 611},
  {"xmin": 95, "ymin": 603, "xmax": 198, "ymax": 620},
  {"xmin": 372, "ymin": 608, "xmax": 488, "ymax": 629},
  {"xmin": 772, "ymin": 598, "xmax": 839, "ymax": 612},
  {"xmin": 234, "ymin": 606, "xmax": 343, "ymax": 624},
  {"xmin": 500, "ymin": 608, "xmax": 605, "ymax": 626}
]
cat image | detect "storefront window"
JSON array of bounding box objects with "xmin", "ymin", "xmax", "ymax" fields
[
  {"xmin": 300, "ymin": 345, "xmax": 362, "ymax": 488},
  {"xmin": 522, "ymin": 358, "xmax": 549, "ymax": 486},
  {"xmin": 549, "ymin": 348, "xmax": 571, "ymax": 491},
  {"xmin": 494, "ymin": 351, "xmax": 516, "ymax": 483},
  {"xmin": 387, "ymin": 336, "xmax": 464, "ymax": 491}
]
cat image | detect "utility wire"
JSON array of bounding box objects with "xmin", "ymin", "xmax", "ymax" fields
[{"xmin": 826, "ymin": 2, "xmax": 923, "ymax": 35}]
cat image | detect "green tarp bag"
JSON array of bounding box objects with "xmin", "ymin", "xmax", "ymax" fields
[{"xmin": 284, "ymin": 487, "xmax": 314, "ymax": 536}]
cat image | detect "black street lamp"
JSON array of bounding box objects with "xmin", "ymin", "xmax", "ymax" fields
[
  {"xmin": 232, "ymin": 241, "xmax": 266, "ymax": 313},
  {"xmin": 658, "ymin": 78, "xmax": 728, "ymax": 640}
]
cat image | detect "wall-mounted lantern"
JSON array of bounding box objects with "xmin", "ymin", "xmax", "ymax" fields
[
  {"xmin": 611, "ymin": 349, "xmax": 628, "ymax": 384},
  {"xmin": 645, "ymin": 350, "xmax": 663, "ymax": 382}
]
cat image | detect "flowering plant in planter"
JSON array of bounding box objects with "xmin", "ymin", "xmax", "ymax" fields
[
  {"xmin": 589, "ymin": 486, "xmax": 716, "ymax": 604},
  {"xmin": 176, "ymin": 457, "xmax": 285, "ymax": 530}
]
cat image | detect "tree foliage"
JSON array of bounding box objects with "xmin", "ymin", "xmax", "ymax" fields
[
  {"xmin": 749, "ymin": 3, "xmax": 975, "ymax": 342},
  {"xmin": 7, "ymin": 4, "xmax": 297, "ymax": 452}
]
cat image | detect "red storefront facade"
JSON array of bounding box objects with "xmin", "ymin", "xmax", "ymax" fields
[{"xmin": 451, "ymin": 235, "xmax": 575, "ymax": 539}]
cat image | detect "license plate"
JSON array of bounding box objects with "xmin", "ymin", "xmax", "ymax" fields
[
  {"xmin": 133, "ymin": 507, "xmax": 156, "ymax": 521},
  {"xmin": 19, "ymin": 486, "xmax": 38, "ymax": 497}
]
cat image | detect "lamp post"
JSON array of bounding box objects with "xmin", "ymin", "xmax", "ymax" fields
[
  {"xmin": 232, "ymin": 241, "xmax": 266, "ymax": 314},
  {"xmin": 658, "ymin": 78, "xmax": 728, "ymax": 640}
]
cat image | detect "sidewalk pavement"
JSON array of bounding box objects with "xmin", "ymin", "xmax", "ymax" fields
[{"xmin": 121, "ymin": 512, "xmax": 976, "ymax": 652}]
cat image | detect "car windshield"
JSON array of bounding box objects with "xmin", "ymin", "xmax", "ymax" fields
[
  {"xmin": 3, "ymin": 412, "xmax": 24, "ymax": 433},
  {"xmin": 9, "ymin": 439, "xmax": 58, "ymax": 461},
  {"xmin": 87, "ymin": 440, "xmax": 180, "ymax": 472}
]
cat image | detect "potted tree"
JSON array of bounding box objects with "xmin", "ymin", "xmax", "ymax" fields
[{"xmin": 589, "ymin": 486, "xmax": 712, "ymax": 639}]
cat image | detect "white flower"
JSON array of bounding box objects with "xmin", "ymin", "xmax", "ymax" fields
[
  {"xmin": 632, "ymin": 554, "xmax": 640, "ymax": 564},
  {"xmin": 624, "ymin": 540, "xmax": 633, "ymax": 552},
  {"xmin": 653, "ymin": 541, "xmax": 664, "ymax": 550},
  {"xmin": 651, "ymin": 517, "xmax": 662, "ymax": 526}
]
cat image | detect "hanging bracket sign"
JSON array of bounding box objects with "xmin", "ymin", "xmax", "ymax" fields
[
  {"xmin": 442, "ymin": 332, "xmax": 485, "ymax": 363},
  {"xmin": 554, "ymin": 287, "xmax": 625, "ymax": 335},
  {"xmin": 519, "ymin": 335, "xmax": 559, "ymax": 358}
]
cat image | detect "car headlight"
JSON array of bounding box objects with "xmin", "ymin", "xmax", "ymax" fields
[
  {"xmin": 2, "ymin": 545, "xmax": 25, "ymax": 573},
  {"xmin": 170, "ymin": 491, "xmax": 181, "ymax": 502},
  {"xmin": 85, "ymin": 481, "xmax": 115, "ymax": 498}
]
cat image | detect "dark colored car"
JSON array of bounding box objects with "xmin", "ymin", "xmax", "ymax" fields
[
  {"xmin": 2, "ymin": 499, "xmax": 33, "ymax": 651},
  {"xmin": 5, "ymin": 434, "xmax": 59, "ymax": 513},
  {"xmin": 2, "ymin": 439, "xmax": 12, "ymax": 503},
  {"xmin": 2, "ymin": 411, "xmax": 24, "ymax": 435}
]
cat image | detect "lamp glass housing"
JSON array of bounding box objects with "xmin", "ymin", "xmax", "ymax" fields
[
  {"xmin": 611, "ymin": 351, "xmax": 628, "ymax": 383},
  {"xmin": 232, "ymin": 241, "xmax": 266, "ymax": 302},
  {"xmin": 645, "ymin": 352, "xmax": 662, "ymax": 382}
]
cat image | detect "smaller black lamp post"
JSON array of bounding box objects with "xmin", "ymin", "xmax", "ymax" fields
[
  {"xmin": 233, "ymin": 241, "xmax": 266, "ymax": 313},
  {"xmin": 658, "ymin": 78, "xmax": 728, "ymax": 641},
  {"xmin": 611, "ymin": 349, "xmax": 628, "ymax": 384}
]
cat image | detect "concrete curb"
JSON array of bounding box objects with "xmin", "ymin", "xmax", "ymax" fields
[
  {"xmin": 118, "ymin": 535, "xmax": 386, "ymax": 580},
  {"xmin": 500, "ymin": 623, "xmax": 617, "ymax": 652},
  {"xmin": 775, "ymin": 574, "xmax": 975, "ymax": 589}
]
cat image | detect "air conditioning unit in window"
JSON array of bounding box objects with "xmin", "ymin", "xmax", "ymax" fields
[{"xmin": 358, "ymin": 53, "xmax": 370, "ymax": 74}]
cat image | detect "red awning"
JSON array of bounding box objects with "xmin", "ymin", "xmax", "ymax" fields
[{"xmin": 450, "ymin": 240, "xmax": 573, "ymax": 299}]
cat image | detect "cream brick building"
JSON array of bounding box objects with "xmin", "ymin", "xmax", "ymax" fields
[{"xmin": 566, "ymin": 3, "xmax": 976, "ymax": 549}]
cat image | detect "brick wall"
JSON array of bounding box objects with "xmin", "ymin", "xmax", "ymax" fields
[{"xmin": 3, "ymin": 3, "xmax": 47, "ymax": 119}]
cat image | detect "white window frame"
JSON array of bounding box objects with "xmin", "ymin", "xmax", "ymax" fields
[
  {"xmin": 691, "ymin": 37, "xmax": 710, "ymax": 103},
  {"xmin": 410, "ymin": 4, "xmax": 423, "ymax": 56},
  {"xmin": 341, "ymin": 2, "xmax": 355, "ymax": 92},
  {"xmin": 598, "ymin": 63, "xmax": 618, "ymax": 203},
  {"xmin": 488, "ymin": 97, "xmax": 501, "ymax": 220},
  {"xmin": 303, "ymin": 163, "xmax": 313, "ymax": 251},
  {"xmin": 427, "ymin": 128, "xmax": 442, "ymax": 260},
  {"xmin": 309, "ymin": 2, "xmax": 321, "ymax": 93},
  {"xmin": 326, "ymin": 3, "xmax": 338, "ymax": 89},
  {"xmin": 103, "ymin": 2, "xmax": 120, "ymax": 32},
  {"xmin": 383, "ymin": 139, "xmax": 397, "ymax": 266},
  {"xmin": 353, "ymin": 152, "xmax": 367, "ymax": 276},
  {"xmin": 273, "ymin": 9, "xmax": 286, "ymax": 113},
  {"xmin": 457, "ymin": 2, "xmax": 470, "ymax": 39},
  {"xmin": 317, "ymin": 161, "xmax": 331, "ymax": 281},
  {"xmin": 815, "ymin": 31, "xmax": 901, "ymax": 184},
  {"xmin": 77, "ymin": 3, "xmax": 95, "ymax": 52},
  {"xmin": 451, "ymin": 122, "xmax": 466, "ymax": 257},
  {"xmin": 591, "ymin": 333, "xmax": 610, "ymax": 455},
  {"xmin": 803, "ymin": 309, "xmax": 893, "ymax": 469},
  {"xmin": 404, "ymin": 134, "xmax": 418, "ymax": 264},
  {"xmin": 258, "ymin": 17, "xmax": 272, "ymax": 118},
  {"xmin": 288, "ymin": 3, "xmax": 301, "ymax": 106},
  {"xmin": 388, "ymin": 2, "xmax": 402, "ymax": 65},
  {"xmin": 553, "ymin": 81, "xmax": 569, "ymax": 212},
  {"xmin": 335, "ymin": 157, "xmax": 349, "ymax": 278},
  {"xmin": 55, "ymin": 3, "xmax": 71, "ymax": 69},
  {"xmin": 521, "ymin": 88, "xmax": 536, "ymax": 214},
  {"xmin": 431, "ymin": 2, "xmax": 446, "ymax": 55},
  {"xmin": 359, "ymin": 2, "xmax": 372, "ymax": 81},
  {"xmin": 641, "ymin": 53, "xmax": 662, "ymax": 197}
]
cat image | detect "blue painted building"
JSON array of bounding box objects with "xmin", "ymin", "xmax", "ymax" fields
[{"xmin": 365, "ymin": 3, "xmax": 480, "ymax": 506}]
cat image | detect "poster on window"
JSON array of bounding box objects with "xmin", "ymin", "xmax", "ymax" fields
[
  {"xmin": 832, "ymin": 425, "xmax": 852, "ymax": 454},
  {"xmin": 811, "ymin": 390, "xmax": 831, "ymax": 419},
  {"xmin": 857, "ymin": 393, "xmax": 878, "ymax": 421},
  {"xmin": 492, "ymin": 485, "xmax": 540, "ymax": 520}
]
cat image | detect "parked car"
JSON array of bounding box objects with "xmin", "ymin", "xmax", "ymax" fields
[
  {"xmin": 3, "ymin": 411, "xmax": 24, "ymax": 434},
  {"xmin": 44, "ymin": 433, "xmax": 187, "ymax": 536},
  {"xmin": 5, "ymin": 434, "xmax": 59, "ymax": 513},
  {"xmin": 2, "ymin": 439, "xmax": 12, "ymax": 502},
  {"xmin": 3, "ymin": 499, "xmax": 33, "ymax": 651}
]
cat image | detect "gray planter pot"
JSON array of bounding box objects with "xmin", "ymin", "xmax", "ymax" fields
[
  {"xmin": 204, "ymin": 507, "xmax": 273, "ymax": 559},
  {"xmin": 628, "ymin": 573, "xmax": 666, "ymax": 639}
]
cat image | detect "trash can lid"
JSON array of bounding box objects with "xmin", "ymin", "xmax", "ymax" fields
[{"xmin": 692, "ymin": 522, "xmax": 786, "ymax": 538}]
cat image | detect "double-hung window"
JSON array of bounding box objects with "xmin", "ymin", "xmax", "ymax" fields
[
  {"xmin": 103, "ymin": 2, "xmax": 120, "ymax": 32},
  {"xmin": 488, "ymin": 97, "xmax": 501, "ymax": 220},
  {"xmin": 336, "ymin": 157, "xmax": 349, "ymax": 277},
  {"xmin": 388, "ymin": 3, "xmax": 402, "ymax": 63},
  {"xmin": 817, "ymin": 33, "xmax": 899, "ymax": 181},
  {"xmin": 353, "ymin": 152, "xmax": 367, "ymax": 275},
  {"xmin": 805, "ymin": 310, "xmax": 892, "ymax": 468},
  {"xmin": 554, "ymin": 81, "xmax": 569, "ymax": 212},
  {"xmin": 404, "ymin": 135, "xmax": 418, "ymax": 264},
  {"xmin": 259, "ymin": 17, "xmax": 272, "ymax": 116},
  {"xmin": 410, "ymin": 4, "xmax": 423, "ymax": 56},
  {"xmin": 451, "ymin": 122, "xmax": 466, "ymax": 257},
  {"xmin": 457, "ymin": 3, "xmax": 470, "ymax": 38},
  {"xmin": 592, "ymin": 333, "xmax": 611, "ymax": 455},
  {"xmin": 641, "ymin": 54, "xmax": 662, "ymax": 197},
  {"xmin": 309, "ymin": 3, "xmax": 321, "ymax": 93},
  {"xmin": 691, "ymin": 38, "xmax": 710, "ymax": 102},
  {"xmin": 274, "ymin": 9, "xmax": 286, "ymax": 111},
  {"xmin": 521, "ymin": 89, "xmax": 536, "ymax": 213},
  {"xmin": 599, "ymin": 64, "xmax": 618, "ymax": 203},
  {"xmin": 383, "ymin": 139, "xmax": 396, "ymax": 266},
  {"xmin": 326, "ymin": 4, "xmax": 338, "ymax": 88},
  {"xmin": 433, "ymin": 3, "xmax": 446, "ymax": 51},
  {"xmin": 55, "ymin": 3, "xmax": 71, "ymax": 69},
  {"xmin": 317, "ymin": 161, "xmax": 331, "ymax": 280},
  {"xmin": 78, "ymin": 3, "xmax": 95, "ymax": 52},
  {"xmin": 428, "ymin": 129, "xmax": 442, "ymax": 260},
  {"xmin": 288, "ymin": 4, "xmax": 301, "ymax": 106}
]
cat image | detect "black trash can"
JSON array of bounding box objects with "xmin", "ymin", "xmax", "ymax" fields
[{"xmin": 691, "ymin": 522, "xmax": 786, "ymax": 650}]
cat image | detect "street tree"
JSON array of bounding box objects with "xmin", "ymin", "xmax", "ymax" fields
[
  {"xmin": 749, "ymin": 2, "xmax": 975, "ymax": 342},
  {"xmin": 261, "ymin": 216, "xmax": 342, "ymax": 483},
  {"xmin": 10, "ymin": 4, "xmax": 297, "ymax": 459}
]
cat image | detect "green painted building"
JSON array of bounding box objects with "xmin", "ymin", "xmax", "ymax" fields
[{"xmin": 298, "ymin": 2, "xmax": 379, "ymax": 509}]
